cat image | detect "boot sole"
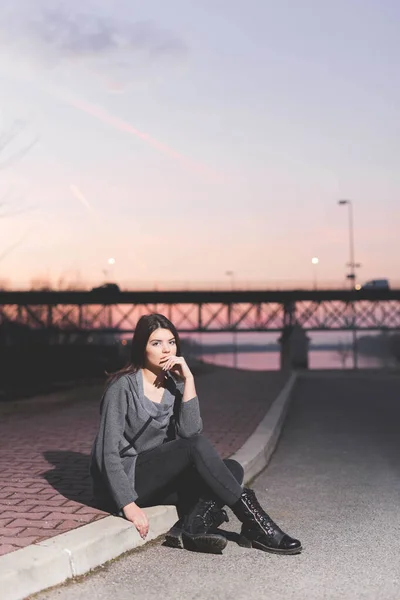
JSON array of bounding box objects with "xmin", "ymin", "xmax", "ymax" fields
[
  {"xmin": 164, "ymin": 529, "xmax": 184, "ymax": 550},
  {"xmin": 238, "ymin": 535, "xmax": 302, "ymax": 555},
  {"xmin": 182, "ymin": 532, "xmax": 227, "ymax": 554},
  {"xmin": 164, "ymin": 526, "xmax": 226, "ymax": 551}
]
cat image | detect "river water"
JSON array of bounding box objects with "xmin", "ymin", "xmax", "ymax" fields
[{"xmin": 200, "ymin": 350, "xmax": 390, "ymax": 370}]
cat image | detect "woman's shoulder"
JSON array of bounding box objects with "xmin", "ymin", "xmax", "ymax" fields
[
  {"xmin": 103, "ymin": 373, "xmax": 133, "ymax": 398},
  {"xmin": 99, "ymin": 373, "xmax": 134, "ymax": 413}
]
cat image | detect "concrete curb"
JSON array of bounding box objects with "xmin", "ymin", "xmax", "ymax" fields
[
  {"xmin": 1, "ymin": 372, "xmax": 298, "ymax": 600},
  {"xmin": 231, "ymin": 371, "xmax": 298, "ymax": 483}
]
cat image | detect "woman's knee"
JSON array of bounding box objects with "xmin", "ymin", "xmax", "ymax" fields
[
  {"xmin": 170, "ymin": 434, "xmax": 206, "ymax": 457},
  {"xmin": 179, "ymin": 434, "xmax": 216, "ymax": 458},
  {"xmin": 175, "ymin": 434, "xmax": 201, "ymax": 447},
  {"xmin": 180, "ymin": 433, "xmax": 207, "ymax": 450},
  {"xmin": 223, "ymin": 459, "xmax": 244, "ymax": 485}
]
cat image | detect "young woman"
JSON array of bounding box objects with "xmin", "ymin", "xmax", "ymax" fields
[{"xmin": 90, "ymin": 313, "xmax": 302, "ymax": 555}]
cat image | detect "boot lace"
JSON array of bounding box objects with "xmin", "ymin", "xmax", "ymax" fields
[
  {"xmin": 243, "ymin": 489, "xmax": 277, "ymax": 537},
  {"xmin": 196, "ymin": 500, "xmax": 228, "ymax": 531}
]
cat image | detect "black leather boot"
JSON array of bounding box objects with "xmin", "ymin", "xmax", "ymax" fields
[
  {"xmin": 232, "ymin": 488, "xmax": 302, "ymax": 555},
  {"xmin": 164, "ymin": 517, "xmax": 186, "ymax": 549},
  {"xmin": 165, "ymin": 499, "xmax": 228, "ymax": 553}
]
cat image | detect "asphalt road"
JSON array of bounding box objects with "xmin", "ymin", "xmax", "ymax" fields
[{"xmin": 36, "ymin": 372, "xmax": 400, "ymax": 600}]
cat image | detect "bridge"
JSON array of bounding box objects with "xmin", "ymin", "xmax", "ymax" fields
[{"xmin": 0, "ymin": 289, "xmax": 400, "ymax": 333}]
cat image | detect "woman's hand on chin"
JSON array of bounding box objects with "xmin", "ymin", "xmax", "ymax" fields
[{"xmin": 160, "ymin": 355, "xmax": 193, "ymax": 381}]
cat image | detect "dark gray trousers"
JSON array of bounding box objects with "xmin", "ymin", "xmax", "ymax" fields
[{"xmin": 134, "ymin": 434, "xmax": 244, "ymax": 516}]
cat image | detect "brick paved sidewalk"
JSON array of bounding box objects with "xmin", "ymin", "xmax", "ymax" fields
[{"xmin": 0, "ymin": 365, "xmax": 287, "ymax": 557}]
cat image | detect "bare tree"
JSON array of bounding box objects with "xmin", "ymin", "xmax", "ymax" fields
[
  {"xmin": 0, "ymin": 227, "xmax": 34, "ymax": 263},
  {"xmin": 0, "ymin": 119, "xmax": 38, "ymax": 170},
  {"xmin": 336, "ymin": 341, "xmax": 351, "ymax": 369},
  {"xmin": 0, "ymin": 120, "xmax": 38, "ymax": 272},
  {"xmin": 0, "ymin": 277, "xmax": 10, "ymax": 290},
  {"xmin": 29, "ymin": 276, "xmax": 52, "ymax": 291},
  {"xmin": 0, "ymin": 119, "xmax": 38, "ymax": 219},
  {"xmin": 56, "ymin": 275, "xmax": 86, "ymax": 291},
  {"xmin": 0, "ymin": 186, "xmax": 34, "ymax": 219}
]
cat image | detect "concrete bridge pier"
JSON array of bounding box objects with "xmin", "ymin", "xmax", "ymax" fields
[{"xmin": 278, "ymin": 324, "xmax": 310, "ymax": 370}]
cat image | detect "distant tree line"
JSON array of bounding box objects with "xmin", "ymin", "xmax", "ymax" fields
[{"xmin": 357, "ymin": 332, "xmax": 400, "ymax": 364}]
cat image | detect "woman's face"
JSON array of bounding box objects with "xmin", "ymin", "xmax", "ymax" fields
[{"xmin": 144, "ymin": 327, "xmax": 177, "ymax": 370}]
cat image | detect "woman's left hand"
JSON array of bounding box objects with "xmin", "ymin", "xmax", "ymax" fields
[{"xmin": 160, "ymin": 355, "xmax": 193, "ymax": 380}]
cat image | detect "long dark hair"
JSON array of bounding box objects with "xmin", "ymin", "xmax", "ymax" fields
[{"xmin": 106, "ymin": 313, "xmax": 181, "ymax": 384}]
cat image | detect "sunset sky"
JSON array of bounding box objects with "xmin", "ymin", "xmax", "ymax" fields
[{"xmin": 0, "ymin": 0, "xmax": 399, "ymax": 290}]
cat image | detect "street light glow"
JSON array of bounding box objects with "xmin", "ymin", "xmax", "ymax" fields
[
  {"xmin": 108, "ymin": 258, "xmax": 115, "ymax": 265},
  {"xmin": 311, "ymin": 257, "xmax": 319, "ymax": 265}
]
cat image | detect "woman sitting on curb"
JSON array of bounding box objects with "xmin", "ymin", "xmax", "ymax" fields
[{"xmin": 90, "ymin": 313, "xmax": 302, "ymax": 555}]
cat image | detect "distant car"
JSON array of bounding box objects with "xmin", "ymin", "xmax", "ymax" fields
[
  {"xmin": 91, "ymin": 283, "xmax": 121, "ymax": 293},
  {"xmin": 360, "ymin": 279, "xmax": 390, "ymax": 290}
]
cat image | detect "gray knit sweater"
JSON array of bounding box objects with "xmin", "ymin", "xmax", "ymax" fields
[{"xmin": 90, "ymin": 369, "xmax": 203, "ymax": 511}]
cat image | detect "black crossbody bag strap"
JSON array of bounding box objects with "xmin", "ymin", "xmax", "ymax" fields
[
  {"xmin": 119, "ymin": 416, "xmax": 152, "ymax": 456},
  {"xmin": 119, "ymin": 375, "xmax": 154, "ymax": 456}
]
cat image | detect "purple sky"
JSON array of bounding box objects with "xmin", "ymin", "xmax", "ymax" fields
[{"xmin": 0, "ymin": 0, "xmax": 399, "ymax": 290}]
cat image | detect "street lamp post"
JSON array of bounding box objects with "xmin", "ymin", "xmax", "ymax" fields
[
  {"xmin": 311, "ymin": 257, "xmax": 319, "ymax": 290},
  {"xmin": 338, "ymin": 200, "xmax": 359, "ymax": 368},
  {"xmin": 338, "ymin": 200, "xmax": 358, "ymax": 289},
  {"xmin": 225, "ymin": 270, "xmax": 238, "ymax": 368}
]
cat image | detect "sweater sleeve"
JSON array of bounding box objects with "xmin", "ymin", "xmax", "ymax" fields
[
  {"xmin": 176, "ymin": 394, "xmax": 203, "ymax": 438},
  {"xmin": 99, "ymin": 377, "xmax": 138, "ymax": 508}
]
